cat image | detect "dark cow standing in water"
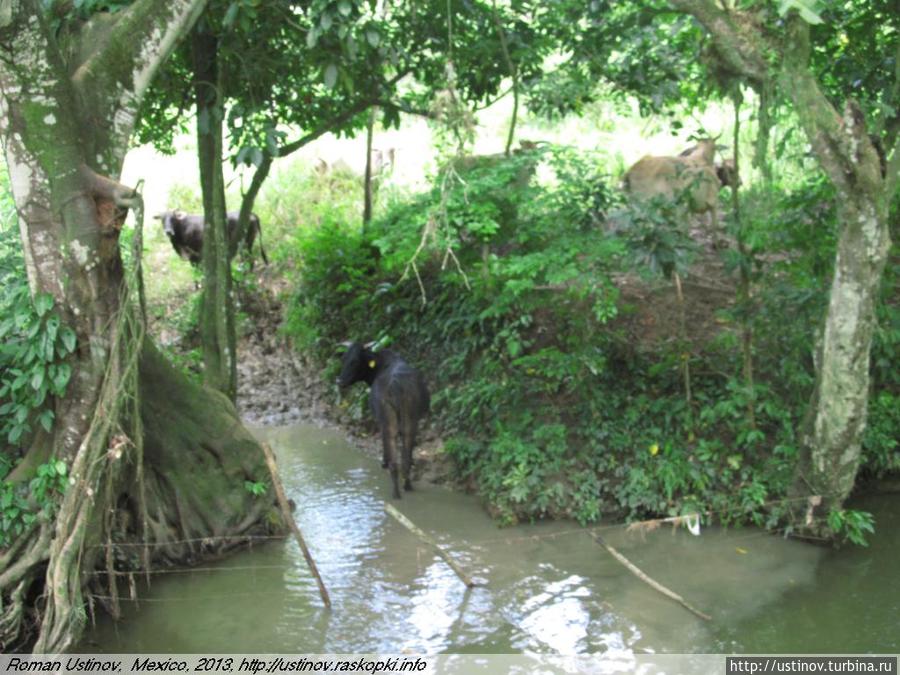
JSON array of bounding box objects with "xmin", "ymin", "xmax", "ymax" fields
[
  {"xmin": 155, "ymin": 210, "xmax": 268, "ymax": 265},
  {"xmin": 338, "ymin": 342, "xmax": 430, "ymax": 499}
]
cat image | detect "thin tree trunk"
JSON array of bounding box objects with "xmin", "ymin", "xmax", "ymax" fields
[
  {"xmin": 363, "ymin": 106, "xmax": 377, "ymax": 227},
  {"xmin": 492, "ymin": 2, "xmax": 518, "ymax": 156},
  {"xmin": 673, "ymin": 271, "xmax": 692, "ymax": 412},
  {"xmin": 731, "ymin": 91, "xmax": 756, "ymax": 430},
  {"xmin": 192, "ymin": 25, "xmax": 237, "ymax": 402},
  {"xmin": 668, "ymin": 0, "xmax": 896, "ymax": 537}
]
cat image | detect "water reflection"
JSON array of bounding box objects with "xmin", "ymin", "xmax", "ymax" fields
[{"xmin": 81, "ymin": 424, "xmax": 895, "ymax": 654}]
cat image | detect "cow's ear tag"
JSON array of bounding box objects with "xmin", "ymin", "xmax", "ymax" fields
[{"xmin": 368, "ymin": 360, "xmax": 376, "ymax": 369}]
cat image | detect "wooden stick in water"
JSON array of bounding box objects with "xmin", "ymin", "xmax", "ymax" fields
[
  {"xmin": 261, "ymin": 442, "xmax": 331, "ymax": 608},
  {"xmin": 385, "ymin": 503, "xmax": 477, "ymax": 588},
  {"xmin": 590, "ymin": 532, "xmax": 711, "ymax": 621}
]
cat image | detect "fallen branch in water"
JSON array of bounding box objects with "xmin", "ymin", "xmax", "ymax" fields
[
  {"xmin": 385, "ymin": 503, "xmax": 477, "ymax": 588},
  {"xmin": 261, "ymin": 442, "xmax": 331, "ymax": 608},
  {"xmin": 589, "ymin": 532, "xmax": 711, "ymax": 621}
]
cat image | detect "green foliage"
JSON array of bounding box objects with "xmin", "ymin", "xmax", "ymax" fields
[
  {"xmin": 0, "ymin": 287, "xmax": 77, "ymax": 446},
  {"xmin": 286, "ymin": 144, "xmax": 808, "ymax": 526},
  {"xmin": 615, "ymin": 197, "xmax": 698, "ymax": 280},
  {"xmin": 281, "ymin": 132, "xmax": 899, "ymax": 533},
  {"xmin": 244, "ymin": 480, "xmax": 267, "ymax": 497},
  {"xmin": 289, "ymin": 146, "xmax": 627, "ymax": 522},
  {"xmin": 0, "ymin": 174, "xmax": 76, "ymax": 455},
  {"xmin": 827, "ymin": 508, "xmax": 876, "ymax": 547},
  {"xmin": 0, "ymin": 459, "xmax": 68, "ymax": 548}
]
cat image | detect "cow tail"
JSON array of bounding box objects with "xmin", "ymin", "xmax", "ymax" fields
[
  {"xmin": 257, "ymin": 220, "xmax": 268, "ymax": 265},
  {"xmin": 248, "ymin": 217, "xmax": 268, "ymax": 265}
]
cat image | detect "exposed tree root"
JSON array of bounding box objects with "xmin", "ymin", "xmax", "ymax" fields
[{"xmin": 2, "ymin": 212, "xmax": 283, "ymax": 653}]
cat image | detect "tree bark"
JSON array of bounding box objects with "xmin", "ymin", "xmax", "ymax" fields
[
  {"xmin": 363, "ymin": 106, "xmax": 376, "ymax": 227},
  {"xmin": 0, "ymin": 0, "xmax": 280, "ymax": 651},
  {"xmin": 669, "ymin": 0, "xmax": 896, "ymax": 536},
  {"xmin": 192, "ymin": 23, "xmax": 237, "ymax": 402}
]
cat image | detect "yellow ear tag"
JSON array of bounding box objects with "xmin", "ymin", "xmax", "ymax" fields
[{"xmin": 368, "ymin": 360, "xmax": 376, "ymax": 368}]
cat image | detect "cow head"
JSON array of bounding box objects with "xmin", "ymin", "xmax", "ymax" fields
[
  {"xmin": 715, "ymin": 159, "xmax": 740, "ymax": 189},
  {"xmin": 154, "ymin": 210, "xmax": 188, "ymax": 239}
]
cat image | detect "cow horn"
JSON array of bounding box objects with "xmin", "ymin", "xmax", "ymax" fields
[
  {"xmin": 336, "ymin": 341, "xmax": 353, "ymax": 352},
  {"xmin": 174, "ymin": 210, "xmax": 187, "ymax": 220},
  {"xmin": 363, "ymin": 341, "xmax": 378, "ymax": 350},
  {"xmin": 153, "ymin": 212, "xmax": 167, "ymax": 220}
]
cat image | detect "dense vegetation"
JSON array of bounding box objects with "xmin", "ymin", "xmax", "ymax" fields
[
  {"xmin": 1, "ymin": 0, "xmax": 897, "ymax": 651},
  {"xmin": 271, "ymin": 133, "xmax": 898, "ymax": 541}
]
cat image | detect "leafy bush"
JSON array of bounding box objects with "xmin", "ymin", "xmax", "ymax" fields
[
  {"xmin": 284, "ymin": 143, "xmax": 898, "ymax": 529},
  {"xmin": 0, "ymin": 459, "xmax": 69, "ymax": 548},
  {"xmin": 0, "ymin": 169, "xmax": 74, "ymax": 546},
  {"xmin": 0, "ymin": 171, "xmax": 77, "ymax": 459}
]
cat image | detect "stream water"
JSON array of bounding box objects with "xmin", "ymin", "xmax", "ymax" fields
[{"xmin": 81, "ymin": 424, "xmax": 899, "ymax": 654}]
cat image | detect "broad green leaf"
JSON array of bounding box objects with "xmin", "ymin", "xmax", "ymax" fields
[
  {"xmin": 223, "ymin": 2, "xmax": 239, "ymax": 27},
  {"xmin": 53, "ymin": 364, "xmax": 71, "ymax": 391},
  {"xmin": 324, "ymin": 63, "xmax": 338, "ymax": 89},
  {"xmin": 60, "ymin": 327, "xmax": 76, "ymax": 353},
  {"xmin": 34, "ymin": 293, "xmax": 52, "ymax": 317},
  {"xmin": 777, "ymin": 0, "xmax": 824, "ymax": 24},
  {"xmin": 39, "ymin": 410, "xmax": 54, "ymax": 433}
]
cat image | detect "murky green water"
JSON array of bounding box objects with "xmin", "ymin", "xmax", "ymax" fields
[{"xmin": 81, "ymin": 425, "xmax": 898, "ymax": 653}]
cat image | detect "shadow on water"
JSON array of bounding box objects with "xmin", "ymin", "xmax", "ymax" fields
[{"xmin": 80, "ymin": 424, "xmax": 897, "ymax": 653}]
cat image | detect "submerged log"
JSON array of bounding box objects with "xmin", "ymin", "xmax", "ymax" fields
[
  {"xmin": 590, "ymin": 532, "xmax": 711, "ymax": 622},
  {"xmin": 385, "ymin": 503, "xmax": 477, "ymax": 588},
  {"xmin": 261, "ymin": 443, "xmax": 331, "ymax": 608}
]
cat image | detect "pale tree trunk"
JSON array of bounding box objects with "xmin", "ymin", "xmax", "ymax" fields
[
  {"xmin": 192, "ymin": 23, "xmax": 237, "ymax": 401},
  {"xmin": 0, "ymin": 0, "xmax": 280, "ymax": 652},
  {"xmin": 781, "ymin": 18, "xmax": 894, "ymax": 527},
  {"xmin": 363, "ymin": 106, "xmax": 376, "ymax": 227},
  {"xmin": 669, "ymin": 0, "xmax": 898, "ymax": 537}
]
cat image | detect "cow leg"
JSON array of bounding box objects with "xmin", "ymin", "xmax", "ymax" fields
[
  {"xmin": 381, "ymin": 412, "xmax": 402, "ymax": 499},
  {"xmin": 401, "ymin": 417, "xmax": 416, "ymax": 492},
  {"xmin": 381, "ymin": 437, "xmax": 389, "ymax": 469}
]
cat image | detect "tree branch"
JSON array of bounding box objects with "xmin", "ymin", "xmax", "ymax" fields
[
  {"xmin": 74, "ymin": 0, "xmax": 206, "ymax": 99},
  {"xmin": 71, "ymin": 0, "xmax": 207, "ymax": 170},
  {"xmin": 668, "ymin": 0, "xmax": 769, "ymax": 89}
]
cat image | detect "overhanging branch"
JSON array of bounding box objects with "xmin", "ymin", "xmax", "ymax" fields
[
  {"xmin": 71, "ymin": 0, "xmax": 207, "ymax": 160},
  {"xmin": 668, "ymin": 0, "xmax": 769, "ymax": 89}
]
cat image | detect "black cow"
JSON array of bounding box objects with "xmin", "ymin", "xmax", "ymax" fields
[
  {"xmin": 338, "ymin": 342, "xmax": 430, "ymax": 499},
  {"xmin": 155, "ymin": 210, "xmax": 268, "ymax": 265}
]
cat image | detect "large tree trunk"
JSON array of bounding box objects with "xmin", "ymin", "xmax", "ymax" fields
[
  {"xmin": 669, "ymin": 0, "xmax": 897, "ymax": 537},
  {"xmin": 192, "ymin": 22, "xmax": 237, "ymax": 401},
  {"xmin": 781, "ymin": 18, "xmax": 893, "ymax": 531},
  {"xmin": 0, "ymin": 0, "xmax": 281, "ymax": 652}
]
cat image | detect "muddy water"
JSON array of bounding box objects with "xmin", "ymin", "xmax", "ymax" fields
[{"xmin": 82, "ymin": 425, "xmax": 897, "ymax": 654}]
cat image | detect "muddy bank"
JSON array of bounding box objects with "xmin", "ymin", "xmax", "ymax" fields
[{"xmin": 235, "ymin": 291, "xmax": 453, "ymax": 487}]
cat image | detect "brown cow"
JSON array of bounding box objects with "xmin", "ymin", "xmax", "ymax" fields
[{"xmin": 624, "ymin": 139, "xmax": 738, "ymax": 245}]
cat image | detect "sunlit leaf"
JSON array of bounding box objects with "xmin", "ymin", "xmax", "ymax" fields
[{"xmin": 324, "ymin": 63, "xmax": 338, "ymax": 89}]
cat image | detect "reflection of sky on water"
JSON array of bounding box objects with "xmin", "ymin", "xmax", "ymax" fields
[{"xmin": 517, "ymin": 575, "xmax": 592, "ymax": 652}]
